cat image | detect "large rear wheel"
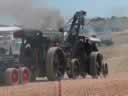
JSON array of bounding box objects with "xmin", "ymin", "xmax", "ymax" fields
[{"xmin": 46, "ymin": 47, "xmax": 65, "ymax": 81}]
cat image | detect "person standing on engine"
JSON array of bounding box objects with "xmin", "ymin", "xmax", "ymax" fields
[
  {"xmin": 91, "ymin": 41, "xmax": 99, "ymax": 52},
  {"xmin": 84, "ymin": 38, "xmax": 92, "ymax": 56}
]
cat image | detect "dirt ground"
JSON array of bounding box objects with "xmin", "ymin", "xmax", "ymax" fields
[
  {"xmin": 1, "ymin": 31, "xmax": 128, "ymax": 96},
  {"xmin": 101, "ymin": 31, "xmax": 128, "ymax": 73}
]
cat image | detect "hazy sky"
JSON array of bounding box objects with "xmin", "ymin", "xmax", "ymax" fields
[
  {"xmin": 44, "ymin": 0, "xmax": 128, "ymax": 17},
  {"xmin": 0, "ymin": 0, "xmax": 128, "ymax": 25}
]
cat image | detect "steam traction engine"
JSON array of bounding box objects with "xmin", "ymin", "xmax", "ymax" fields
[
  {"xmin": 4, "ymin": 10, "xmax": 109, "ymax": 85},
  {"xmin": 46, "ymin": 10, "xmax": 108, "ymax": 80},
  {"xmin": 0, "ymin": 11, "xmax": 109, "ymax": 85}
]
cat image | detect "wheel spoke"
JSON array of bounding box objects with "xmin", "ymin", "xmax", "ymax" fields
[{"xmin": 54, "ymin": 50, "xmax": 65, "ymax": 79}]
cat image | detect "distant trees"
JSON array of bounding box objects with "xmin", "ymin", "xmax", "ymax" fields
[{"xmin": 88, "ymin": 16, "xmax": 128, "ymax": 32}]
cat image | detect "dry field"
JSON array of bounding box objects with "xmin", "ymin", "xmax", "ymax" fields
[
  {"xmin": 101, "ymin": 30, "xmax": 128, "ymax": 73},
  {"xmin": 1, "ymin": 31, "xmax": 128, "ymax": 96}
]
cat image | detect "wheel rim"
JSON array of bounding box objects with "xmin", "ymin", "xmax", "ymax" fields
[
  {"xmin": 22, "ymin": 69, "xmax": 30, "ymax": 82},
  {"xmin": 11, "ymin": 70, "xmax": 19, "ymax": 84}
]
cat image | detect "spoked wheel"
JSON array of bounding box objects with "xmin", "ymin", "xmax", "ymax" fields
[
  {"xmin": 46, "ymin": 47, "xmax": 65, "ymax": 81},
  {"xmin": 67, "ymin": 59, "xmax": 80, "ymax": 79}
]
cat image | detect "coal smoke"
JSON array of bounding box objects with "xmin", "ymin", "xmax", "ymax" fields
[{"xmin": 0, "ymin": 0, "xmax": 64, "ymax": 31}]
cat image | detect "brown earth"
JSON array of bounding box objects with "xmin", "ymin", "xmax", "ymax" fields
[
  {"xmin": 101, "ymin": 31, "xmax": 128, "ymax": 73},
  {"xmin": 1, "ymin": 31, "xmax": 128, "ymax": 96}
]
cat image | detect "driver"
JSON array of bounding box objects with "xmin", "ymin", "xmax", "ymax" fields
[{"xmin": 84, "ymin": 38, "xmax": 92, "ymax": 56}]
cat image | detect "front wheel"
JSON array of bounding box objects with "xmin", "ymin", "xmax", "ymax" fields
[{"xmin": 67, "ymin": 59, "xmax": 80, "ymax": 79}]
